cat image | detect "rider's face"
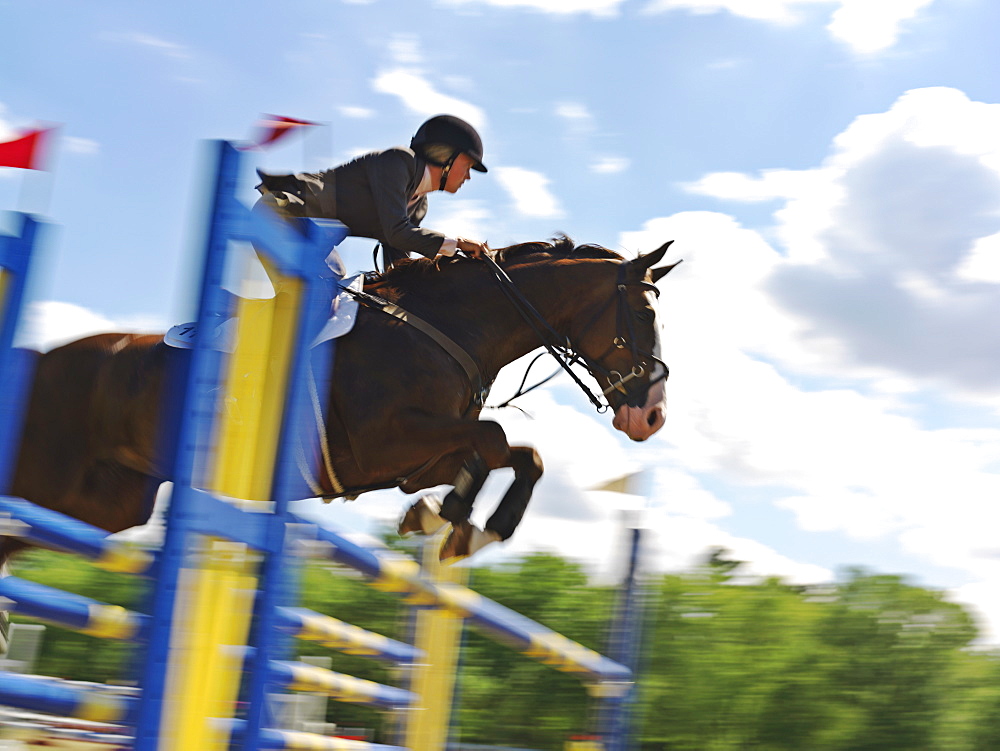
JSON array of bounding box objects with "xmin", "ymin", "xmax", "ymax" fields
[{"xmin": 443, "ymin": 153, "xmax": 475, "ymax": 193}]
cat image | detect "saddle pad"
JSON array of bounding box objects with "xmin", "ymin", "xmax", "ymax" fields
[
  {"xmin": 163, "ymin": 274, "xmax": 364, "ymax": 352},
  {"xmin": 164, "ymin": 315, "xmax": 238, "ymax": 353},
  {"xmin": 311, "ymin": 273, "xmax": 363, "ymax": 346}
]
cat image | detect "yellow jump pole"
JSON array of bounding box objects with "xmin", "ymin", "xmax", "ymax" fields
[
  {"xmin": 159, "ymin": 260, "xmax": 304, "ymax": 751},
  {"xmin": 402, "ymin": 534, "xmax": 468, "ymax": 751}
]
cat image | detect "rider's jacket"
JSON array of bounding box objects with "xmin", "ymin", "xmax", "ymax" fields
[{"xmin": 255, "ymin": 147, "xmax": 445, "ymax": 267}]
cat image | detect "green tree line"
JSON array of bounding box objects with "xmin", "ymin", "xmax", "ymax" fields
[{"xmin": 8, "ymin": 544, "xmax": 1000, "ymax": 750}]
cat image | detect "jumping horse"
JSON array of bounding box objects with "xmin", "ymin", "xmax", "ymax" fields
[{"xmin": 3, "ymin": 236, "xmax": 678, "ymax": 564}]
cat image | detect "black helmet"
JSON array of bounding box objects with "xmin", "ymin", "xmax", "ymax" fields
[{"xmin": 410, "ymin": 115, "xmax": 487, "ymax": 173}]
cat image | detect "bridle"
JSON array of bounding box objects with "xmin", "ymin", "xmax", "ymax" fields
[{"xmin": 482, "ymin": 254, "xmax": 669, "ymax": 413}]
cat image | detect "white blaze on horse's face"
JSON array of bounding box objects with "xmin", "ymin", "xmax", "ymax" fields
[{"xmin": 611, "ymin": 286, "xmax": 667, "ymax": 442}]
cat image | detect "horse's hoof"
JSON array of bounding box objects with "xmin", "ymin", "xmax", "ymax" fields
[
  {"xmin": 398, "ymin": 494, "xmax": 448, "ymax": 537},
  {"xmin": 440, "ymin": 521, "xmax": 473, "ymax": 562},
  {"xmin": 440, "ymin": 522, "xmax": 501, "ymax": 564}
]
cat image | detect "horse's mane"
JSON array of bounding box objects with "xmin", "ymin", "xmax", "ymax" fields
[{"xmin": 372, "ymin": 235, "xmax": 623, "ymax": 293}]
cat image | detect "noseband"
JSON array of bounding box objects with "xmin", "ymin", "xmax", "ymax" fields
[{"xmin": 483, "ymin": 255, "xmax": 668, "ymax": 413}]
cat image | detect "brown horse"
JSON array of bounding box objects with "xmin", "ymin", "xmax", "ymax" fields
[{"xmin": 4, "ymin": 237, "xmax": 677, "ymax": 564}]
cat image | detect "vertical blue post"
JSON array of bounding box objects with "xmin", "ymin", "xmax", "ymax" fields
[
  {"xmin": 600, "ymin": 525, "xmax": 646, "ymax": 751},
  {"xmin": 132, "ymin": 141, "xmax": 245, "ymax": 751},
  {"xmin": 0, "ymin": 213, "xmax": 43, "ymax": 494}
]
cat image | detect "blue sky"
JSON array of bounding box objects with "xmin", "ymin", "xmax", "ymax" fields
[{"xmin": 5, "ymin": 0, "xmax": 1000, "ymax": 639}]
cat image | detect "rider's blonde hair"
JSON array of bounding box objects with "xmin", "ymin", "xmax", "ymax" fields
[{"xmin": 418, "ymin": 143, "xmax": 459, "ymax": 166}]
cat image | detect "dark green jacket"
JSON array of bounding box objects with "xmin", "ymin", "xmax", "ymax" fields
[{"xmin": 255, "ymin": 147, "xmax": 445, "ymax": 267}]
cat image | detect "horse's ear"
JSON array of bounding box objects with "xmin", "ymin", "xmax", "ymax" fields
[
  {"xmin": 633, "ymin": 240, "xmax": 674, "ymax": 272},
  {"xmin": 651, "ymin": 259, "xmax": 683, "ymax": 283}
]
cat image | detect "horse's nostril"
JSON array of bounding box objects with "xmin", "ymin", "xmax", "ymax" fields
[{"xmin": 647, "ymin": 409, "xmax": 660, "ymax": 427}]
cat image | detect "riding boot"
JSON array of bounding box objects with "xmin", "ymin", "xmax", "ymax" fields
[{"xmin": 439, "ymin": 454, "xmax": 488, "ymax": 524}]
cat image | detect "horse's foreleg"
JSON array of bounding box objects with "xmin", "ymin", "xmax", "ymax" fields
[
  {"xmin": 398, "ymin": 453, "xmax": 488, "ymax": 537},
  {"xmin": 439, "ymin": 445, "xmax": 544, "ymax": 562},
  {"xmin": 439, "ymin": 454, "xmax": 489, "ymax": 525},
  {"xmin": 485, "ymin": 445, "xmax": 544, "ymax": 540}
]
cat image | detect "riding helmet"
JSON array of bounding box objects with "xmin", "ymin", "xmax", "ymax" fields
[{"xmin": 410, "ymin": 115, "xmax": 487, "ymax": 173}]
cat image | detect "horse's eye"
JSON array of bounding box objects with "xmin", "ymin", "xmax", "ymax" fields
[{"xmin": 636, "ymin": 310, "xmax": 654, "ymax": 322}]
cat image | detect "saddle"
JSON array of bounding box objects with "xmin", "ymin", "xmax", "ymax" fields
[{"xmin": 163, "ymin": 273, "xmax": 365, "ymax": 353}]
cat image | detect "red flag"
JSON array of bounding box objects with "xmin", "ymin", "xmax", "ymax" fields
[
  {"xmin": 0, "ymin": 127, "xmax": 54, "ymax": 170},
  {"xmin": 245, "ymin": 115, "xmax": 319, "ymax": 150}
]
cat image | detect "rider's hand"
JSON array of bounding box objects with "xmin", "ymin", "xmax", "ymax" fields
[{"xmin": 457, "ymin": 237, "xmax": 490, "ymax": 259}]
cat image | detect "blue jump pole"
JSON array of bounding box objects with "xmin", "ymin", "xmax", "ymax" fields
[
  {"xmin": 0, "ymin": 672, "xmax": 136, "ymax": 724},
  {"xmin": 275, "ymin": 606, "xmax": 421, "ymax": 664},
  {"xmin": 0, "ymin": 497, "xmax": 154, "ymax": 573},
  {"xmin": 0, "ymin": 575, "xmax": 147, "ymax": 638}
]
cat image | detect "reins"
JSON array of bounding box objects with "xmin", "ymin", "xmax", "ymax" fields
[{"xmin": 481, "ymin": 254, "xmax": 609, "ymax": 411}]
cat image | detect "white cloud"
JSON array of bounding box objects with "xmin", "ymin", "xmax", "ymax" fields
[
  {"xmin": 495, "ymin": 166, "xmax": 564, "ymax": 218},
  {"xmin": 685, "ymin": 168, "xmax": 830, "ymax": 202},
  {"xmin": 373, "ymin": 70, "xmax": 486, "ymax": 131},
  {"xmin": 684, "ymin": 87, "xmax": 1000, "ymax": 394},
  {"xmin": 555, "ymin": 102, "xmax": 592, "ymax": 122},
  {"xmin": 642, "ymin": 0, "xmax": 938, "ymax": 53},
  {"xmin": 555, "ymin": 101, "xmax": 597, "ymax": 139},
  {"xmin": 955, "ymin": 232, "xmax": 1000, "ymax": 284},
  {"xmin": 952, "ymin": 581, "xmax": 1000, "ymax": 645},
  {"xmin": 766, "ymin": 88, "xmax": 1000, "ymax": 393},
  {"xmin": 14, "ymin": 301, "xmax": 167, "ymax": 351},
  {"xmin": 591, "ymin": 156, "xmax": 630, "ymax": 174},
  {"xmin": 436, "ymin": 0, "xmax": 626, "ymax": 18},
  {"xmin": 827, "ymin": 0, "xmax": 935, "ymax": 55},
  {"xmin": 101, "ymin": 31, "xmax": 192, "ymax": 61},
  {"xmin": 642, "ymin": 0, "xmax": 827, "ymax": 24},
  {"xmin": 387, "ymin": 34, "xmax": 424, "ymax": 66},
  {"xmin": 426, "ymin": 198, "xmax": 493, "ymax": 243},
  {"xmin": 64, "ymin": 137, "xmax": 99, "ymax": 155},
  {"xmin": 0, "ymin": 109, "xmax": 15, "ymax": 141},
  {"xmin": 338, "ymin": 106, "xmax": 376, "ymax": 119},
  {"xmin": 707, "ymin": 58, "xmax": 747, "ymax": 70}
]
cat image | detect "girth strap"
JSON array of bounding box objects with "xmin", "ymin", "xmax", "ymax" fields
[{"xmin": 343, "ymin": 286, "xmax": 488, "ymax": 409}]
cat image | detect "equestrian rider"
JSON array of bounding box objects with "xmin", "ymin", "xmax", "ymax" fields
[{"xmin": 254, "ymin": 114, "xmax": 490, "ymax": 270}]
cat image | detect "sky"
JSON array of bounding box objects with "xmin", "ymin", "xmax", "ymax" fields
[{"xmin": 4, "ymin": 0, "xmax": 1000, "ymax": 642}]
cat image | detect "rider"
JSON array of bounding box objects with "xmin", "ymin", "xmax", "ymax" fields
[{"xmin": 254, "ymin": 114, "xmax": 490, "ymax": 270}]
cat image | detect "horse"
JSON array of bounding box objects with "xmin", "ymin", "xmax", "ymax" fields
[{"xmin": 3, "ymin": 236, "xmax": 678, "ymax": 565}]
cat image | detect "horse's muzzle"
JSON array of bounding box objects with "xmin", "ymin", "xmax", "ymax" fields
[{"xmin": 611, "ymin": 380, "xmax": 666, "ymax": 441}]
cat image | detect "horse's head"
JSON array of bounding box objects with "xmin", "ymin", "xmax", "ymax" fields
[{"xmin": 574, "ymin": 241, "xmax": 680, "ymax": 442}]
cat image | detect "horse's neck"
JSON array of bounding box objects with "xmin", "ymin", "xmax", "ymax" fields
[
  {"xmin": 384, "ymin": 256, "xmax": 611, "ymax": 384},
  {"xmin": 464, "ymin": 258, "xmax": 609, "ymax": 381}
]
